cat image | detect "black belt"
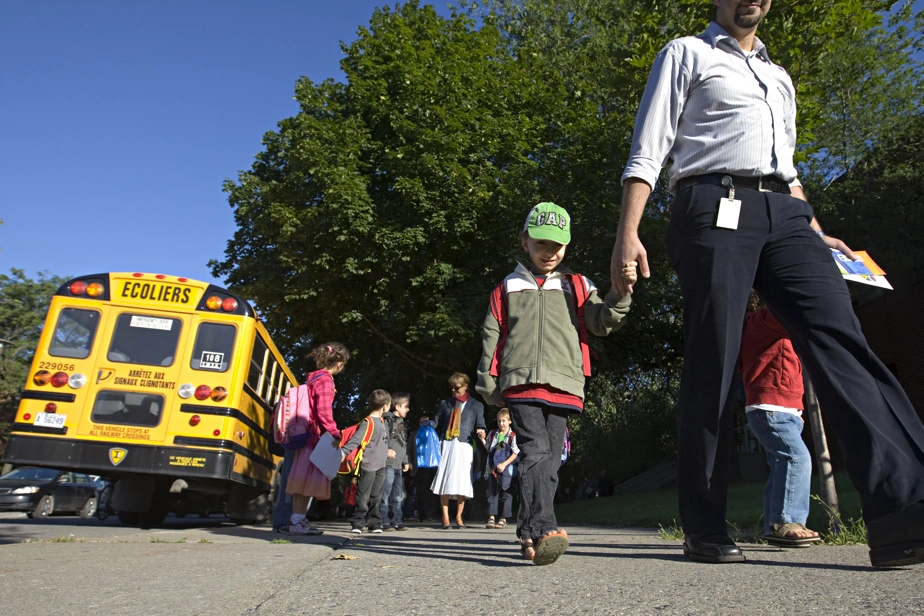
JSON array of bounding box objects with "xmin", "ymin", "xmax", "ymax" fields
[{"xmin": 679, "ymin": 173, "xmax": 791, "ymax": 195}]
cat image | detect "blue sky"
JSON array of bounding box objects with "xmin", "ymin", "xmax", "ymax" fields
[
  {"xmin": 0, "ymin": 1, "xmax": 454, "ymax": 287},
  {"xmin": 2, "ymin": 1, "xmax": 921, "ymax": 289}
]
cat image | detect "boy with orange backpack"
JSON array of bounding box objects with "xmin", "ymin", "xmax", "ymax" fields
[
  {"xmin": 476, "ymin": 202, "xmax": 637, "ymax": 565},
  {"xmin": 340, "ymin": 389, "xmax": 390, "ymax": 534}
]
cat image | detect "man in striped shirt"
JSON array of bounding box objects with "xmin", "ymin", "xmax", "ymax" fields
[{"xmin": 612, "ymin": 0, "xmax": 924, "ymax": 567}]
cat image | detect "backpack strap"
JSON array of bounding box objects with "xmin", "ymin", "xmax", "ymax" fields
[
  {"xmin": 489, "ymin": 281, "xmax": 508, "ymax": 377},
  {"xmin": 567, "ymin": 273, "xmax": 592, "ymax": 377}
]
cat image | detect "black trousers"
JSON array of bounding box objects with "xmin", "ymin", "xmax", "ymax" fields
[
  {"xmin": 667, "ymin": 182, "xmax": 924, "ymax": 535},
  {"xmin": 508, "ymin": 402, "xmax": 567, "ymax": 541},
  {"xmin": 414, "ymin": 467, "xmax": 438, "ymax": 519},
  {"xmin": 351, "ymin": 466, "xmax": 386, "ymax": 530}
]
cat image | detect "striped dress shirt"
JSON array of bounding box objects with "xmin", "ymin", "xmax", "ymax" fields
[{"xmin": 622, "ymin": 21, "xmax": 800, "ymax": 194}]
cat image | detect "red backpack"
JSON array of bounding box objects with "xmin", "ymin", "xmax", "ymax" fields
[
  {"xmin": 338, "ymin": 417, "xmax": 376, "ymax": 475},
  {"xmin": 489, "ymin": 273, "xmax": 593, "ymax": 378}
]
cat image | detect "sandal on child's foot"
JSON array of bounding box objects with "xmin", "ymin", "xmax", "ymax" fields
[
  {"xmin": 520, "ymin": 538, "xmax": 536, "ymax": 561},
  {"xmin": 533, "ymin": 529, "xmax": 569, "ymax": 566},
  {"xmin": 497, "ymin": 518, "xmax": 507, "ymax": 528},
  {"xmin": 486, "ymin": 516, "xmax": 496, "ymax": 529}
]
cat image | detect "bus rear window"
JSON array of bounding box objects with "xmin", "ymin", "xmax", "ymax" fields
[
  {"xmin": 108, "ymin": 314, "xmax": 182, "ymax": 366},
  {"xmin": 90, "ymin": 391, "xmax": 164, "ymax": 427},
  {"xmin": 48, "ymin": 308, "xmax": 100, "ymax": 359},
  {"xmin": 190, "ymin": 322, "xmax": 236, "ymax": 372}
]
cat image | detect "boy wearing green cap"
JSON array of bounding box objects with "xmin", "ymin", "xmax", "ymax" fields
[{"xmin": 477, "ymin": 202, "xmax": 637, "ymax": 566}]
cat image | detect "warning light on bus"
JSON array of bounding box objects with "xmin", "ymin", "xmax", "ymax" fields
[
  {"xmin": 204, "ymin": 295, "xmax": 239, "ymax": 312},
  {"xmin": 50, "ymin": 372, "xmax": 69, "ymax": 388},
  {"xmin": 189, "ymin": 415, "xmax": 201, "ymax": 426},
  {"xmin": 33, "ymin": 370, "xmax": 52, "ymax": 386},
  {"xmin": 194, "ymin": 385, "xmax": 211, "ymax": 401},
  {"xmin": 86, "ymin": 282, "xmax": 105, "ymax": 297},
  {"xmin": 45, "ymin": 403, "xmax": 57, "ymax": 413},
  {"xmin": 211, "ymin": 386, "xmax": 228, "ymax": 402},
  {"xmin": 68, "ymin": 280, "xmax": 106, "ymax": 297}
]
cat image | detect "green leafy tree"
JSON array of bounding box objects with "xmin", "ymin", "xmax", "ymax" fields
[
  {"xmin": 0, "ymin": 269, "xmax": 66, "ymax": 450},
  {"xmin": 216, "ymin": 0, "xmax": 921, "ymax": 477},
  {"xmin": 214, "ymin": 2, "xmax": 588, "ymax": 412}
]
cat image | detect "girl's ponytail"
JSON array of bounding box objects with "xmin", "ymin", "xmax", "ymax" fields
[{"xmin": 308, "ymin": 342, "xmax": 351, "ymax": 370}]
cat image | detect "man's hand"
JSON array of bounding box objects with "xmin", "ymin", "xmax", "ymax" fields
[
  {"xmin": 821, "ymin": 234, "xmax": 858, "ymax": 261},
  {"xmin": 402, "ymin": 464, "xmax": 410, "ymax": 472},
  {"xmin": 387, "ymin": 449, "xmax": 396, "ymax": 459},
  {"xmin": 476, "ymin": 429, "xmax": 486, "ymax": 440},
  {"xmin": 611, "ymin": 178, "xmax": 653, "ymax": 296},
  {"xmin": 611, "ymin": 236, "xmax": 648, "ymax": 296}
]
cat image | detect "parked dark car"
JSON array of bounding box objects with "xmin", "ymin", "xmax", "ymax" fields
[{"xmin": 0, "ymin": 466, "xmax": 98, "ymax": 518}]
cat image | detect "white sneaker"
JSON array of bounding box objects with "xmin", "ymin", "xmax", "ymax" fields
[
  {"xmin": 350, "ymin": 527, "xmax": 363, "ymax": 534},
  {"xmin": 372, "ymin": 528, "xmax": 384, "ymax": 534}
]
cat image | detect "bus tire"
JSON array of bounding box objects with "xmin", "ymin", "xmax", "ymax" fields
[
  {"xmin": 139, "ymin": 509, "xmax": 168, "ymax": 526},
  {"xmin": 117, "ymin": 510, "xmax": 141, "ymax": 525}
]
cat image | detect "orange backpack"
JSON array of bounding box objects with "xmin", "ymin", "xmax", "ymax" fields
[{"xmin": 338, "ymin": 417, "xmax": 376, "ymax": 475}]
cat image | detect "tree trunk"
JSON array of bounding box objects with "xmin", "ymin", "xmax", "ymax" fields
[{"xmin": 803, "ymin": 368, "xmax": 841, "ymax": 534}]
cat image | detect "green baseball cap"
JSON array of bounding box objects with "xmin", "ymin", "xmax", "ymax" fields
[{"xmin": 524, "ymin": 202, "xmax": 571, "ymax": 245}]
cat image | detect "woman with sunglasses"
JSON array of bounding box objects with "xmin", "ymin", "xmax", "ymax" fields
[{"xmin": 430, "ymin": 372, "xmax": 486, "ymax": 528}]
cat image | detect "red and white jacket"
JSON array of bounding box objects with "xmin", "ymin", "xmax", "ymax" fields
[{"xmin": 739, "ymin": 308, "xmax": 804, "ymax": 409}]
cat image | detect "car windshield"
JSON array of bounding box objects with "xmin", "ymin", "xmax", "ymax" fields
[{"xmin": 0, "ymin": 467, "xmax": 59, "ymax": 482}]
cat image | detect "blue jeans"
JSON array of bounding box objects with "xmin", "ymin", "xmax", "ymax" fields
[
  {"xmin": 746, "ymin": 410, "xmax": 812, "ymax": 535},
  {"xmin": 272, "ymin": 450, "xmax": 295, "ymax": 528},
  {"xmin": 379, "ymin": 466, "xmax": 404, "ymax": 527}
]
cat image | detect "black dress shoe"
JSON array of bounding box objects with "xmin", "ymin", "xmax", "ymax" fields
[
  {"xmin": 866, "ymin": 501, "xmax": 924, "ymax": 568},
  {"xmin": 683, "ymin": 534, "xmax": 746, "ymax": 563}
]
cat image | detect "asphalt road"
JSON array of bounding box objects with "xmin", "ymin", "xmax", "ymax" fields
[{"xmin": 1, "ymin": 512, "xmax": 922, "ymax": 615}]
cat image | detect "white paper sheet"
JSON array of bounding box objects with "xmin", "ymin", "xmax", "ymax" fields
[{"xmin": 308, "ymin": 432, "xmax": 342, "ymax": 480}]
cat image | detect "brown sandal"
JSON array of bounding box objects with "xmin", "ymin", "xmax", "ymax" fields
[
  {"xmin": 520, "ymin": 538, "xmax": 535, "ymax": 560},
  {"xmin": 533, "ymin": 529, "xmax": 569, "ymax": 566},
  {"xmin": 497, "ymin": 518, "xmax": 507, "ymax": 528}
]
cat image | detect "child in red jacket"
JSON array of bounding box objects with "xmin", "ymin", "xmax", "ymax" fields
[{"xmin": 740, "ymin": 291, "xmax": 821, "ymax": 547}]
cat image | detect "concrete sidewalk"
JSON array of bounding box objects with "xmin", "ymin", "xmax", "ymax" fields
[{"xmin": 1, "ymin": 516, "xmax": 922, "ymax": 615}]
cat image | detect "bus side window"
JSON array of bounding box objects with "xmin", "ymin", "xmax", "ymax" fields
[
  {"xmin": 48, "ymin": 308, "xmax": 100, "ymax": 360},
  {"xmin": 190, "ymin": 322, "xmax": 236, "ymax": 372},
  {"xmin": 247, "ymin": 336, "xmax": 269, "ymax": 396},
  {"xmin": 262, "ymin": 360, "xmax": 278, "ymax": 406}
]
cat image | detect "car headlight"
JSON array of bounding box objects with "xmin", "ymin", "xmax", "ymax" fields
[{"xmin": 12, "ymin": 486, "xmax": 40, "ymax": 494}]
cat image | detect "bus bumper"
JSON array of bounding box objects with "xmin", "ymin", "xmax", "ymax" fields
[{"xmin": 2, "ymin": 434, "xmax": 235, "ymax": 482}]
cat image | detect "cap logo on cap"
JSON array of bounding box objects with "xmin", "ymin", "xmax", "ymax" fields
[
  {"xmin": 536, "ymin": 212, "xmax": 567, "ymax": 230},
  {"xmin": 524, "ymin": 201, "xmax": 572, "ymax": 245}
]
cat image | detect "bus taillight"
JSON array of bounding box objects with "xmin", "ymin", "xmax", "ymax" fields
[
  {"xmin": 194, "ymin": 385, "xmax": 211, "ymax": 401},
  {"xmin": 221, "ymin": 298, "xmax": 238, "ymax": 312},
  {"xmin": 189, "ymin": 415, "xmax": 201, "ymax": 426},
  {"xmin": 50, "ymin": 372, "xmax": 69, "ymax": 387},
  {"xmin": 86, "ymin": 282, "xmax": 105, "ymax": 297},
  {"xmin": 211, "ymin": 387, "xmax": 228, "ymax": 402},
  {"xmin": 33, "ymin": 370, "xmax": 52, "ymax": 386},
  {"xmin": 205, "ymin": 295, "xmax": 222, "ymax": 310},
  {"xmin": 45, "ymin": 403, "xmax": 57, "ymax": 413},
  {"xmin": 68, "ymin": 280, "xmax": 105, "ymax": 297}
]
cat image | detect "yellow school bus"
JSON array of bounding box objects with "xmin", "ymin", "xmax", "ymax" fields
[{"xmin": 3, "ymin": 272, "xmax": 295, "ymax": 525}]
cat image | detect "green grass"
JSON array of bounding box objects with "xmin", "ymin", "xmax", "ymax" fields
[
  {"xmin": 149, "ymin": 536, "xmax": 187, "ymax": 543},
  {"xmin": 270, "ymin": 538, "xmax": 293, "ymax": 544},
  {"xmin": 557, "ymin": 472, "xmax": 865, "ymax": 543},
  {"xmin": 22, "ymin": 535, "xmax": 87, "ymax": 543}
]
